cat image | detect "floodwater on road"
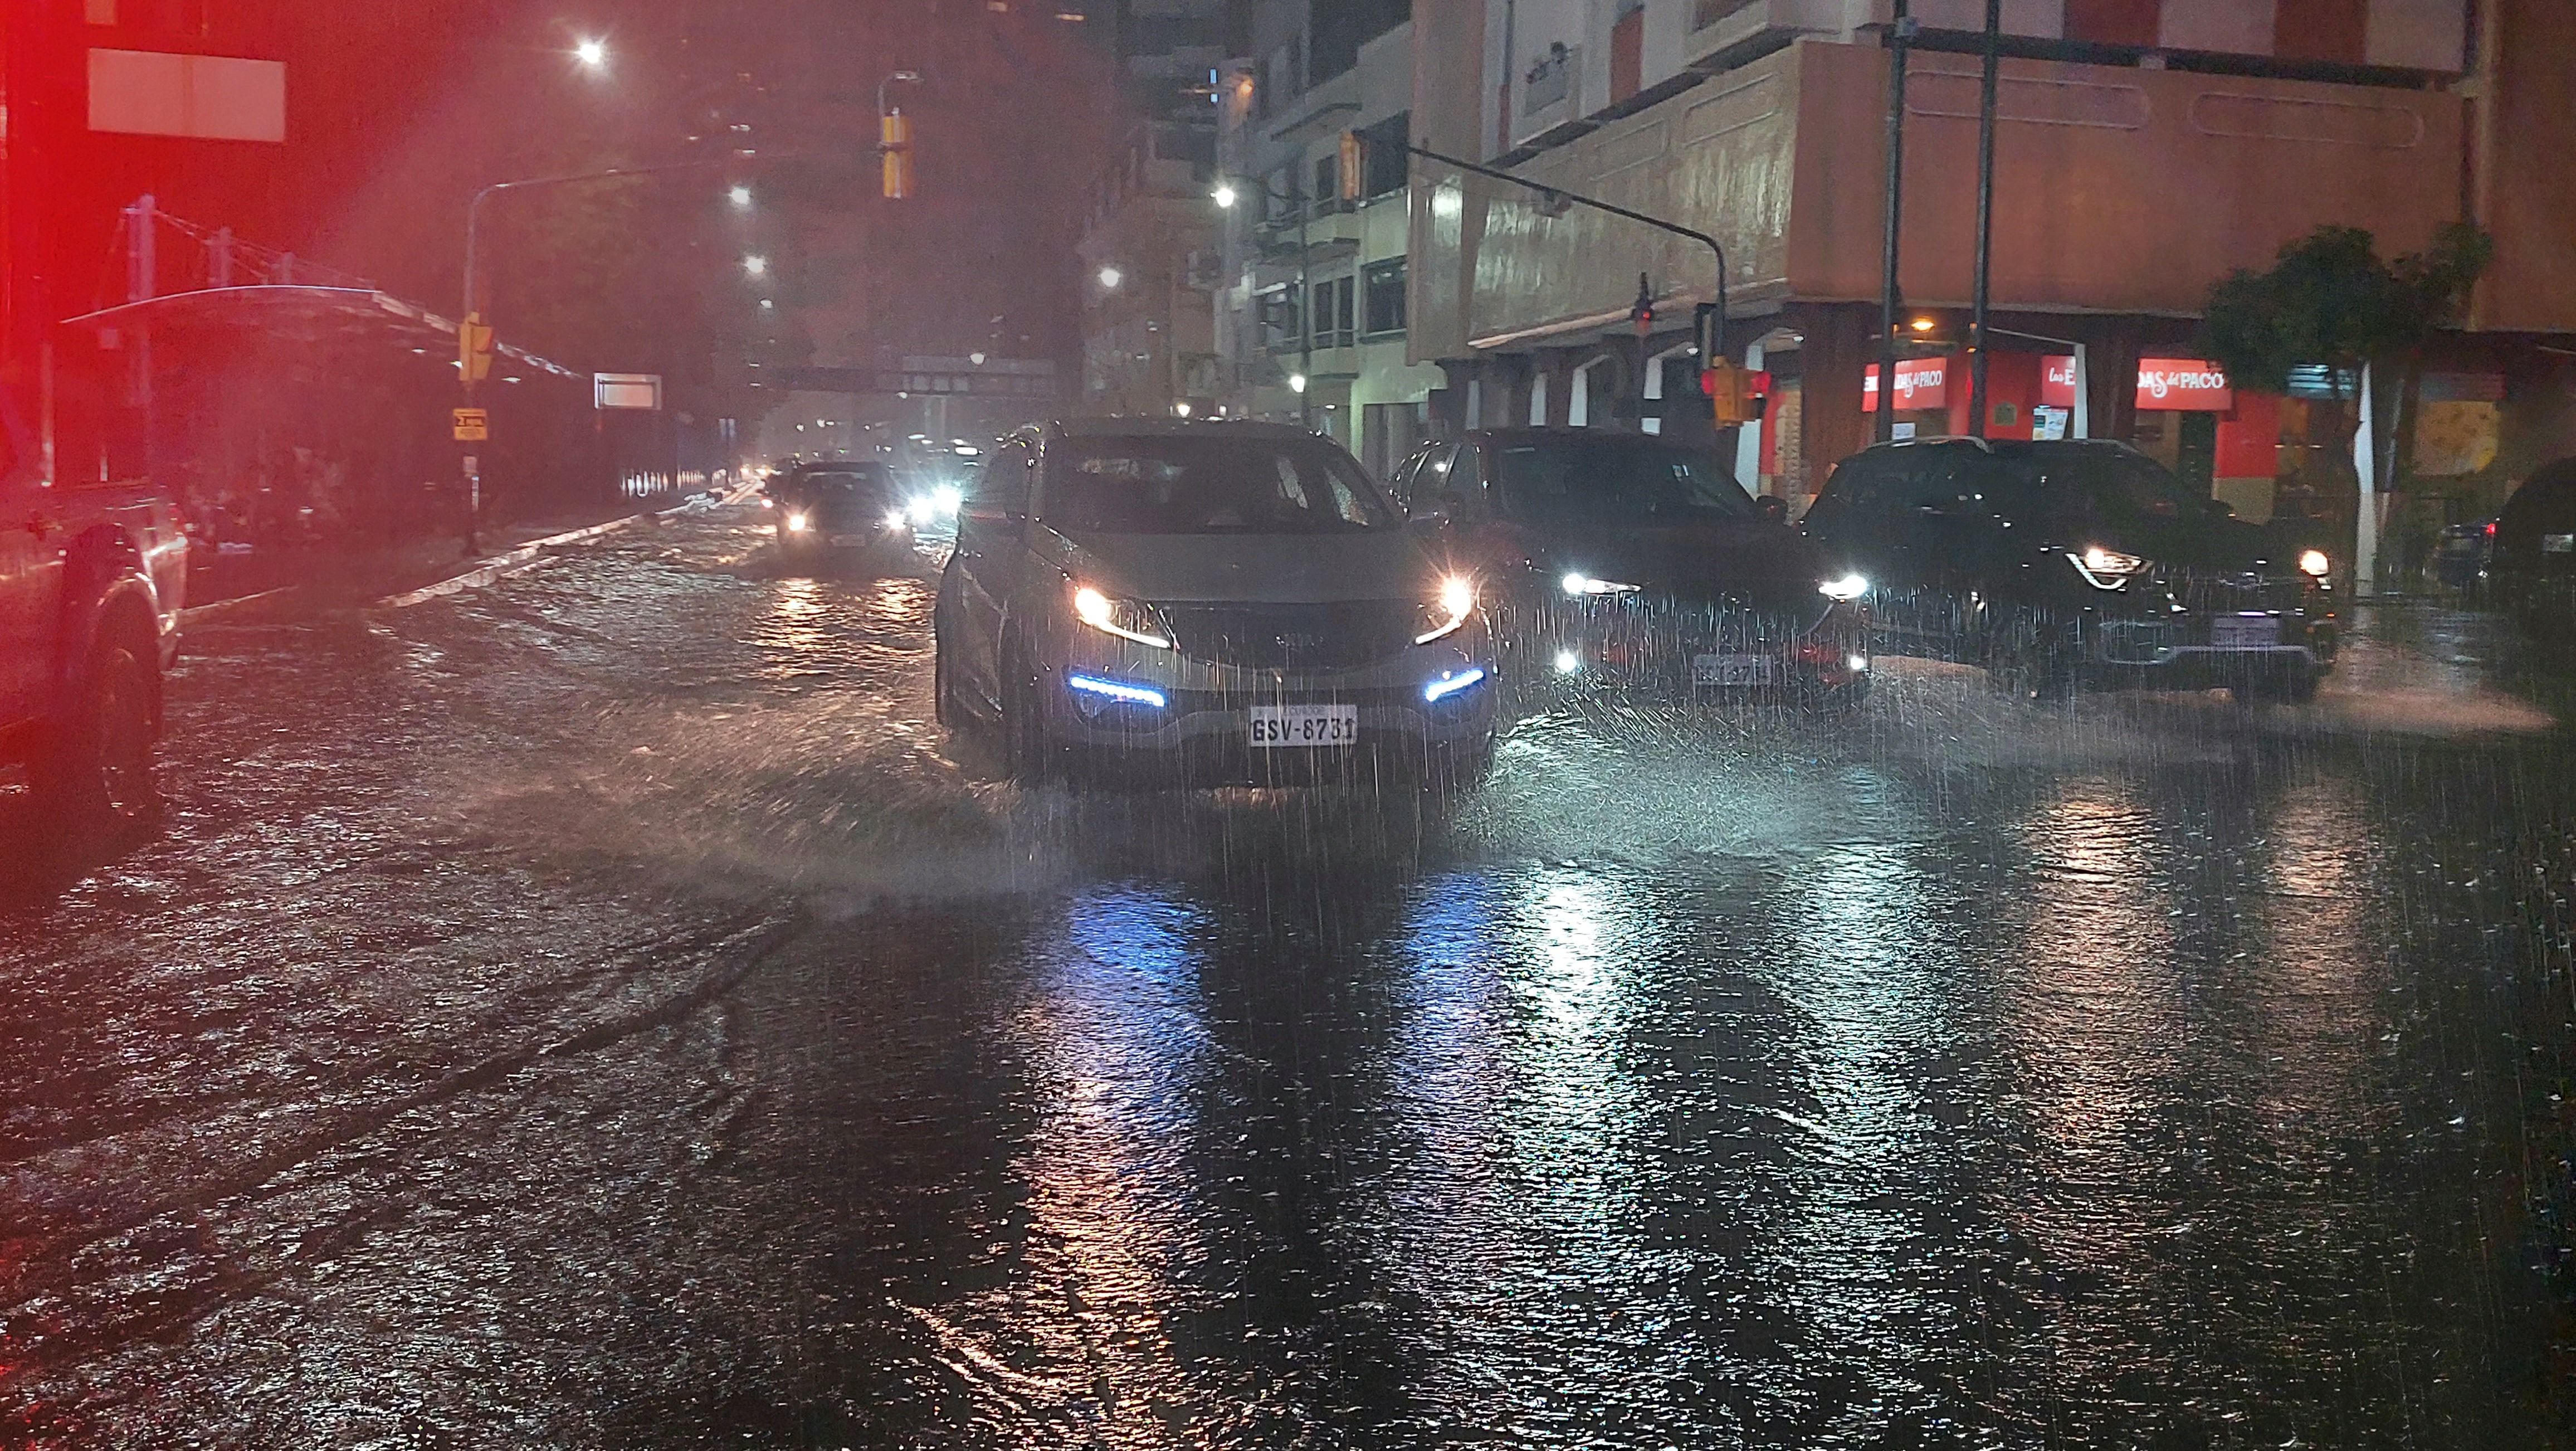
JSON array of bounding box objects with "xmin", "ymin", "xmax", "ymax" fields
[{"xmin": 4, "ymin": 501, "xmax": 2573, "ymax": 1448}]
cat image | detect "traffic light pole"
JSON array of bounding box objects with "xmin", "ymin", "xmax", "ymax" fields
[{"xmin": 1405, "ymin": 143, "xmax": 1728, "ymax": 362}]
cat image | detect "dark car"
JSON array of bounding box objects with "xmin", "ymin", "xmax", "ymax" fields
[
  {"xmin": 2490, "ymin": 457, "xmax": 2576, "ymax": 632},
  {"xmin": 933, "ymin": 420, "xmax": 1496, "ymax": 790},
  {"xmin": 1800, "ymin": 437, "xmax": 2337, "ymax": 701},
  {"xmin": 2433, "ymin": 517, "xmax": 2496, "ymax": 598},
  {"xmin": 767, "ymin": 459, "xmax": 912, "ymax": 564},
  {"xmin": 0, "ymin": 386, "xmax": 187, "ymax": 839},
  {"xmin": 1388, "ymin": 428, "xmax": 1869, "ymax": 711}
]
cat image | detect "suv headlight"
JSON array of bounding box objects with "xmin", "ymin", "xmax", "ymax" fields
[
  {"xmin": 2068, "ymin": 546, "xmax": 2145, "ymax": 589},
  {"xmin": 1416, "ymin": 574, "xmax": 1476, "ymax": 644},
  {"xmin": 1562, "ymin": 572, "xmax": 1643, "ymax": 597},
  {"xmin": 1072, "ymin": 585, "xmax": 1173, "ymax": 648},
  {"xmin": 1817, "ymin": 572, "xmax": 1869, "ymax": 601}
]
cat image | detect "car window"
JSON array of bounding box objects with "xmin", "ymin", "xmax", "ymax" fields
[
  {"xmin": 1385, "ymin": 448, "xmax": 1429, "ymax": 511},
  {"xmin": 1490, "ymin": 437, "xmax": 1754, "ymax": 524},
  {"xmin": 788, "ymin": 464, "xmax": 893, "ymax": 500},
  {"xmin": 1042, "ymin": 434, "xmax": 1396, "ymax": 534}
]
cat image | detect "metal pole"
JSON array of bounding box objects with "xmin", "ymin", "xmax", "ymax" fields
[
  {"xmin": 1297, "ymin": 173, "xmax": 1313, "ymax": 431},
  {"xmin": 1968, "ymin": 0, "xmax": 2001, "ymax": 439},
  {"xmin": 1406, "ymin": 143, "xmax": 1727, "ymax": 359},
  {"xmin": 1877, "ymin": 1, "xmax": 1912, "ymax": 445}
]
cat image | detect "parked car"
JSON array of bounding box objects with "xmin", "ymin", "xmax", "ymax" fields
[
  {"xmin": 934, "ymin": 420, "xmax": 1497, "ymax": 790},
  {"xmin": 767, "ymin": 459, "xmax": 911, "ymax": 564},
  {"xmin": 1800, "ymin": 437, "xmax": 2336, "ymax": 701},
  {"xmin": 0, "ymin": 387, "xmax": 187, "ymax": 834},
  {"xmin": 1387, "ymin": 428, "xmax": 1868, "ymax": 712},
  {"xmin": 2490, "ymin": 457, "xmax": 2576, "ymax": 634},
  {"xmin": 2433, "ymin": 517, "xmax": 2496, "ymax": 600}
]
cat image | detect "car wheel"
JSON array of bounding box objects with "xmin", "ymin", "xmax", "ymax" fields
[
  {"xmin": 33, "ymin": 626, "xmax": 163, "ymax": 839},
  {"xmin": 999, "ymin": 640, "xmax": 1059, "ymax": 786}
]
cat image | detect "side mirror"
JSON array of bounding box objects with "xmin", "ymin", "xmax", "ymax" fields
[
  {"xmin": 1755, "ymin": 496, "xmax": 1788, "ymax": 524},
  {"xmin": 1409, "ymin": 504, "xmax": 1453, "ymax": 530}
]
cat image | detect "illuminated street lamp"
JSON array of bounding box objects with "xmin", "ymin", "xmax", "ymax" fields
[
  {"xmin": 743, "ymin": 255, "xmax": 768, "ymax": 277},
  {"xmin": 1210, "ymin": 182, "xmax": 1238, "ymax": 209},
  {"xmin": 1096, "ymin": 265, "xmax": 1122, "ymax": 290},
  {"xmin": 574, "ymin": 37, "xmax": 607, "ymax": 69},
  {"xmin": 1288, "ymin": 373, "xmax": 1308, "ymax": 393},
  {"xmin": 728, "ymin": 184, "xmax": 753, "ymax": 209}
]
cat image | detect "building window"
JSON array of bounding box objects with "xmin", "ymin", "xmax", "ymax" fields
[
  {"xmin": 1260, "ymin": 288, "xmax": 1302, "ymax": 353},
  {"xmin": 1359, "ymin": 110, "xmax": 1410, "ymax": 198},
  {"xmin": 1363, "ymin": 259, "xmax": 1406, "ymax": 336},
  {"xmin": 1692, "ymin": 0, "xmax": 1762, "ymax": 30},
  {"xmin": 1313, "ymin": 153, "xmax": 1340, "ymax": 207},
  {"xmin": 1310, "ymin": 276, "xmax": 1355, "ymax": 348}
]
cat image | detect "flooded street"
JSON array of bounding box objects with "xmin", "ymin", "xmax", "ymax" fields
[{"xmin": 5, "ymin": 499, "xmax": 2573, "ymax": 1447}]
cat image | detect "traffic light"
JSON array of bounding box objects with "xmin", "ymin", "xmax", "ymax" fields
[
  {"xmin": 1700, "ymin": 361, "xmax": 1770, "ymax": 426},
  {"xmin": 1338, "ymin": 129, "xmax": 1363, "ymax": 202},
  {"xmin": 458, "ymin": 311, "xmax": 495, "ymax": 386},
  {"xmin": 1629, "ymin": 272, "xmax": 1655, "ymax": 338},
  {"xmin": 880, "ymin": 111, "xmax": 914, "ymax": 199}
]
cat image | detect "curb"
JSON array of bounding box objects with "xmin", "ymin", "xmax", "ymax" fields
[
  {"xmin": 177, "ymin": 586, "xmax": 297, "ymax": 626},
  {"xmin": 375, "ymin": 488, "xmax": 747, "ymax": 610}
]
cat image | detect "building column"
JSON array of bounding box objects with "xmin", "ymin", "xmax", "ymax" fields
[{"xmin": 1792, "ymin": 302, "xmax": 1871, "ymax": 508}]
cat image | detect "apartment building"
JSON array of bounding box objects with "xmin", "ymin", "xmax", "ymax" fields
[{"xmin": 1208, "ymin": 0, "xmax": 1441, "ymax": 476}]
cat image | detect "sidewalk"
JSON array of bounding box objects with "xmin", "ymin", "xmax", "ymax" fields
[{"xmin": 181, "ymin": 495, "xmax": 702, "ymax": 617}]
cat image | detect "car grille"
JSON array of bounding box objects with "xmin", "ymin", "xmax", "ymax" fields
[
  {"xmin": 2162, "ymin": 568, "xmax": 2310, "ymax": 616},
  {"xmin": 1159, "ymin": 600, "xmax": 1418, "ymax": 670}
]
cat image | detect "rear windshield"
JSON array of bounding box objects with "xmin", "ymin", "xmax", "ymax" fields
[
  {"xmin": 1491, "ymin": 439, "xmax": 1755, "ymax": 524},
  {"xmin": 1043, "ymin": 436, "xmax": 1394, "ymax": 535},
  {"xmin": 789, "ymin": 465, "xmax": 892, "ymax": 498}
]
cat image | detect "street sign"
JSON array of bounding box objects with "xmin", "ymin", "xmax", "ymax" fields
[
  {"xmin": 594, "ymin": 372, "xmax": 662, "ymax": 410},
  {"xmin": 452, "ymin": 407, "xmax": 489, "ymax": 441}
]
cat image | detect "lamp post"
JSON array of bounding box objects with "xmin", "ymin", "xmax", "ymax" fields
[{"xmin": 1213, "ymin": 171, "xmax": 1313, "ymax": 430}]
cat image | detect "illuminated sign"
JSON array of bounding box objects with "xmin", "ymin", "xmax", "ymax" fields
[{"xmin": 1861, "ymin": 358, "xmax": 1946, "ymax": 412}]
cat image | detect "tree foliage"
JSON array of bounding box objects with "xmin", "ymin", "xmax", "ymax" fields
[{"xmin": 2199, "ymin": 223, "xmax": 2494, "ymax": 396}]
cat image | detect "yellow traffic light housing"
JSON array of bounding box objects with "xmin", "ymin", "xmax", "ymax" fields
[
  {"xmin": 458, "ymin": 312, "xmax": 495, "ymax": 386},
  {"xmin": 880, "ymin": 111, "xmax": 914, "ymax": 200}
]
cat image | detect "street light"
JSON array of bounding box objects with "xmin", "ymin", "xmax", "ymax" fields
[
  {"xmin": 728, "ymin": 184, "xmax": 753, "ymax": 209},
  {"xmin": 1289, "ymin": 373, "xmax": 1308, "ymax": 393},
  {"xmin": 1097, "ymin": 265, "xmax": 1122, "ymax": 289},
  {"xmin": 744, "ymin": 255, "xmax": 768, "ymax": 277},
  {"xmin": 1210, "ymin": 182, "xmax": 1238, "ymax": 209},
  {"xmin": 574, "ymin": 37, "xmax": 607, "ymax": 69}
]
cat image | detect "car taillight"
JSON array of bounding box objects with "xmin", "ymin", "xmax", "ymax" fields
[{"xmin": 2485, "ymin": 521, "xmax": 2497, "ymax": 537}]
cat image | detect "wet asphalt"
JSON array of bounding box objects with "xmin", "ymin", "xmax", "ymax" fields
[{"xmin": 4, "ymin": 500, "xmax": 2575, "ymax": 1448}]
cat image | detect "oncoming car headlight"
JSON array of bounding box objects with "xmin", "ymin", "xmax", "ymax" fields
[
  {"xmin": 783, "ymin": 510, "xmax": 811, "ymax": 533},
  {"xmin": 2299, "ymin": 549, "xmax": 2331, "ymax": 578},
  {"xmin": 1072, "ymin": 586, "xmax": 1173, "ymax": 649},
  {"xmin": 1817, "ymin": 572, "xmax": 1869, "ymax": 601},
  {"xmin": 1562, "ymin": 572, "xmax": 1642, "ymax": 597},
  {"xmin": 1416, "ymin": 575, "xmax": 1476, "ymax": 644},
  {"xmin": 2068, "ymin": 546, "xmax": 2145, "ymax": 589}
]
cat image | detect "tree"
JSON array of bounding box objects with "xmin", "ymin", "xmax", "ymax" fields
[{"xmin": 2198, "ymin": 223, "xmax": 2491, "ymax": 556}]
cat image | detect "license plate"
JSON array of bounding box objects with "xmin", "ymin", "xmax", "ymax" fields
[
  {"xmin": 1691, "ymin": 653, "xmax": 1774, "ymax": 686},
  {"xmin": 2545, "ymin": 533, "xmax": 2574, "ymax": 554},
  {"xmin": 1247, "ymin": 704, "xmax": 1358, "ymax": 748},
  {"xmin": 2211, "ymin": 615, "xmax": 2279, "ymax": 649}
]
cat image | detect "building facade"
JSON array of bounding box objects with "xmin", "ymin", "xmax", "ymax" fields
[
  {"xmin": 1209, "ymin": 0, "xmax": 1440, "ymax": 476},
  {"xmin": 1405, "ymin": 0, "xmax": 2576, "ymax": 581},
  {"xmin": 1074, "ymin": 0, "xmax": 1238, "ymax": 421}
]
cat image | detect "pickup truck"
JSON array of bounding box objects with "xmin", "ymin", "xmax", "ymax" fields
[{"xmin": 1, "ymin": 391, "xmax": 187, "ymax": 835}]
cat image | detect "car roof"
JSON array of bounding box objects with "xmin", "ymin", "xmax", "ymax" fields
[
  {"xmin": 1846, "ymin": 436, "xmax": 2153, "ymax": 462},
  {"xmin": 1459, "ymin": 426, "xmax": 1700, "ymax": 446},
  {"xmin": 1045, "ymin": 417, "xmax": 1320, "ymax": 442}
]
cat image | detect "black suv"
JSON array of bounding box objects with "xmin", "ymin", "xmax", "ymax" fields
[
  {"xmin": 1390, "ymin": 428, "xmax": 1870, "ymax": 710},
  {"xmin": 2489, "ymin": 456, "xmax": 2576, "ymax": 634},
  {"xmin": 1801, "ymin": 437, "xmax": 2337, "ymax": 700}
]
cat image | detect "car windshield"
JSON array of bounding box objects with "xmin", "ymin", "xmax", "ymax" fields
[
  {"xmin": 1994, "ymin": 449, "xmax": 2214, "ymax": 523},
  {"xmin": 1043, "ymin": 436, "xmax": 1395, "ymax": 534},
  {"xmin": 788, "ymin": 466, "xmax": 890, "ymax": 498},
  {"xmin": 1491, "ymin": 439, "xmax": 1756, "ymax": 524}
]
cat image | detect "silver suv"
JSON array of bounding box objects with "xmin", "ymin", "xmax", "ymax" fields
[{"xmin": 933, "ymin": 420, "xmax": 1497, "ymax": 789}]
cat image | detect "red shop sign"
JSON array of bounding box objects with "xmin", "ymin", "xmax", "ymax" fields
[
  {"xmin": 2135, "ymin": 358, "xmax": 2232, "ymax": 411},
  {"xmin": 1862, "ymin": 358, "xmax": 1947, "ymax": 412},
  {"xmin": 2040, "ymin": 356, "xmax": 2079, "ymax": 410}
]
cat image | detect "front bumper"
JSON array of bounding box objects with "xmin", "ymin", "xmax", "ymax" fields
[
  {"xmin": 1039, "ymin": 633, "xmax": 1498, "ymax": 786},
  {"xmin": 2085, "ymin": 611, "xmax": 2328, "ymax": 690},
  {"xmin": 1512, "ymin": 596, "xmax": 1870, "ymax": 704}
]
